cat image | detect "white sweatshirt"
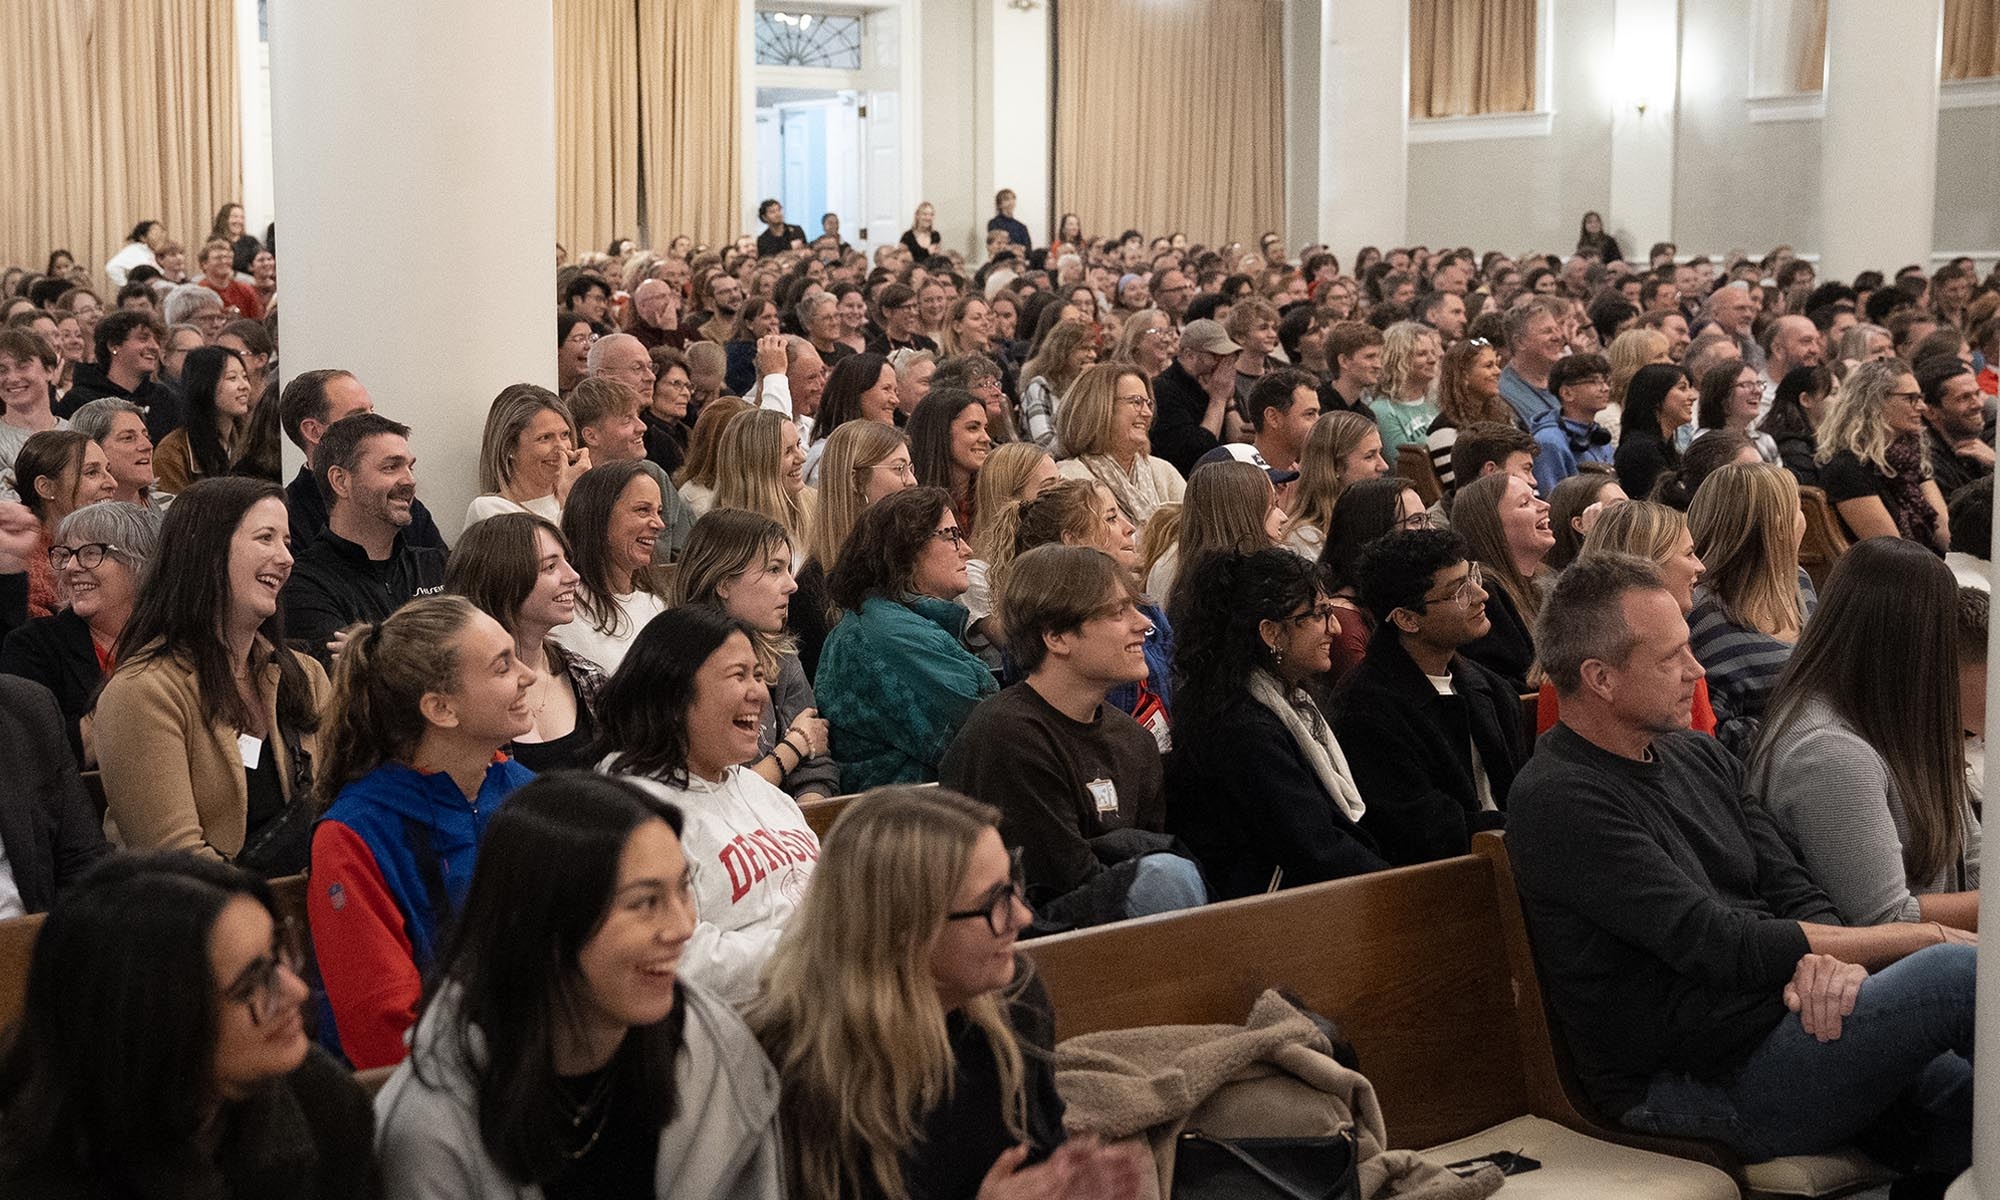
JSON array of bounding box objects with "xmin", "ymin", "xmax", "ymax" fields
[{"xmin": 614, "ymin": 764, "xmax": 820, "ymax": 1007}]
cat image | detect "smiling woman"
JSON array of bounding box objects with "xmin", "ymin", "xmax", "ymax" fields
[{"xmin": 554, "ymin": 460, "xmax": 671, "ymax": 674}]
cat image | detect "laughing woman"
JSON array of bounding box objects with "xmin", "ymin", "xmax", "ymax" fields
[
  {"xmin": 1055, "ymin": 364, "xmax": 1186, "ymax": 532},
  {"xmin": 554, "ymin": 460, "xmax": 670, "ymax": 674}
]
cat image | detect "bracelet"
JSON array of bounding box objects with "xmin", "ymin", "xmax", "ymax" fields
[
  {"xmin": 772, "ymin": 743, "xmax": 798, "ymax": 771},
  {"xmin": 785, "ymin": 733, "xmax": 811, "ymax": 758}
]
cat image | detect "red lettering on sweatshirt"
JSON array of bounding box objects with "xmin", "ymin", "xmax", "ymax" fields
[
  {"xmin": 718, "ymin": 826, "xmax": 820, "ymax": 903},
  {"xmin": 721, "ymin": 843, "xmax": 756, "ymax": 902}
]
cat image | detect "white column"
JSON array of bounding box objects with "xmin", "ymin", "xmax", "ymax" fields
[
  {"xmin": 267, "ymin": 0, "xmax": 555, "ymax": 536},
  {"xmin": 1319, "ymin": 0, "xmax": 1408, "ymax": 253},
  {"xmin": 1950, "ymin": 489, "xmax": 2000, "ymax": 1200},
  {"xmin": 1818, "ymin": 0, "xmax": 1941, "ymax": 281},
  {"xmin": 1282, "ymin": 0, "xmax": 1322, "ymax": 254},
  {"xmin": 1607, "ymin": 0, "xmax": 1678, "ymax": 256},
  {"xmin": 973, "ymin": 0, "xmax": 1050, "ymax": 250}
]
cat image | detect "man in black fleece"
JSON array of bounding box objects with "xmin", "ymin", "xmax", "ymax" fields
[{"xmin": 1510, "ymin": 554, "xmax": 1975, "ymax": 1183}]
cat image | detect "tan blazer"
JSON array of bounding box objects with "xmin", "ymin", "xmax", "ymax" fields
[
  {"xmin": 94, "ymin": 640, "xmax": 331, "ymax": 859},
  {"xmin": 149, "ymin": 428, "xmax": 199, "ymax": 496}
]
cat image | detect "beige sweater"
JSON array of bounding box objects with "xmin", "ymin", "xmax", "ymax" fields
[{"xmin": 95, "ymin": 640, "xmax": 330, "ymax": 858}]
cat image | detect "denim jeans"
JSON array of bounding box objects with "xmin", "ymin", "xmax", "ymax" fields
[
  {"xmin": 1122, "ymin": 852, "xmax": 1209, "ymax": 918},
  {"xmin": 1622, "ymin": 943, "xmax": 1975, "ymax": 1175}
]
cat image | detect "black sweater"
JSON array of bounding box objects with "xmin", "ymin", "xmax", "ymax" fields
[
  {"xmin": 1459, "ymin": 582, "xmax": 1534, "ymax": 695},
  {"xmin": 1332, "ymin": 626, "xmax": 1524, "ymax": 865},
  {"xmin": 280, "ymin": 527, "xmax": 447, "ymax": 663},
  {"xmin": 1508, "ymin": 724, "xmax": 1839, "ymax": 1118},
  {"xmin": 0, "ymin": 607, "xmax": 102, "ymax": 763}
]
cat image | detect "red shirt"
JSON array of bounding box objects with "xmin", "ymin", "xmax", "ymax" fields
[{"xmin": 200, "ymin": 276, "xmax": 265, "ymax": 320}]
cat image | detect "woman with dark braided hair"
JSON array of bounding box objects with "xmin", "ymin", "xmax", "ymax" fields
[{"xmin": 1165, "ymin": 548, "xmax": 1387, "ymax": 898}]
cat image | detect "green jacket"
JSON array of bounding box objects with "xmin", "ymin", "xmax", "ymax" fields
[{"xmin": 817, "ymin": 594, "xmax": 998, "ymax": 793}]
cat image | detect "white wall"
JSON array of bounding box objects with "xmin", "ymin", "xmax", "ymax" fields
[{"xmin": 917, "ymin": 0, "xmax": 980, "ymax": 257}]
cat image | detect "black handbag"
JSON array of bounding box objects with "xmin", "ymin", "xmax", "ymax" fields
[
  {"xmin": 1173, "ymin": 1129, "xmax": 1360, "ymax": 1200},
  {"xmin": 233, "ymin": 722, "xmax": 316, "ymax": 879}
]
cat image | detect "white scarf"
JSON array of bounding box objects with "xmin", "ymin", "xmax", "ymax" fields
[{"xmin": 1247, "ymin": 669, "xmax": 1367, "ymax": 824}]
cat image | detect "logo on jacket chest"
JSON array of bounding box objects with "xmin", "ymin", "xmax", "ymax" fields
[{"xmin": 719, "ymin": 827, "xmax": 821, "ymax": 903}]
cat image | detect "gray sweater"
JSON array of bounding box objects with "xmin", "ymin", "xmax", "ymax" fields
[
  {"xmin": 758, "ymin": 650, "xmax": 840, "ymax": 799},
  {"xmin": 374, "ymin": 982, "xmax": 785, "ymax": 1200},
  {"xmin": 1750, "ymin": 695, "xmax": 1981, "ymax": 926}
]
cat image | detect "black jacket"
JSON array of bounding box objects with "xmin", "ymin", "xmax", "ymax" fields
[
  {"xmin": 1460, "ymin": 583, "xmax": 1535, "ymax": 694},
  {"xmin": 1332, "ymin": 624, "xmax": 1525, "ymax": 865},
  {"xmin": 281, "ymin": 527, "xmax": 447, "ymax": 663},
  {"xmin": 1926, "ymin": 422, "xmax": 1991, "ymax": 501},
  {"xmin": 57, "ymin": 362, "xmax": 183, "ymax": 442},
  {"xmin": 1149, "ymin": 360, "xmax": 1220, "ymax": 477},
  {"xmin": 0, "ymin": 677, "xmax": 111, "ymax": 913},
  {"xmin": 1166, "ymin": 691, "xmax": 1388, "ymax": 900},
  {"xmin": 0, "ymin": 607, "xmax": 102, "ymax": 762},
  {"xmin": 286, "ymin": 467, "xmax": 447, "ymax": 557}
]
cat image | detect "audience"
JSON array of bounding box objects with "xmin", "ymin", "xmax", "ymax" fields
[
  {"xmin": 1750, "ymin": 537, "xmax": 1980, "ymax": 931},
  {"xmin": 67, "ymin": 397, "xmax": 159, "ymax": 508},
  {"xmin": 95, "ymin": 478, "xmax": 328, "ymax": 874},
  {"xmin": 1686, "ymin": 462, "xmax": 1816, "ymax": 754},
  {"xmin": 943, "ymin": 545, "xmax": 1204, "ymax": 929},
  {"xmin": 749, "ymin": 786, "xmax": 1144, "ymax": 1200},
  {"xmin": 1017, "ymin": 319, "xmax": 1098, "ymax": 451},
  {"xmin": 1428, "ymin": 336, "xmax": 1514, "ymax": 491},
  {"xmin": 1544, "ymin": 472, "xmax": 1627, "ymax": 572},
  {"xmin": 1498, "ymin": 297, "xmax": 1568, "ymax": 427},
  {"xmin": 1763, "ymin": 364, "xmax": 1835, "ymax": 489},
  {"xmin": 279, "ymin": 369, "xmax": 447, "ymax": 552},
  {"xmin": 908, "ymin": 386, "xmax": 991, "ymax": 531},
  {"xmin": 444, "ymin": 511, "xmax": 606, "ymax": 771},
  {"xmin": 668, "ymin": 509, "xmax": 836, "ymax": 804},
  {"xmin": 568, "ymin": 374, "xmax": 698, "ymax": 561},
  {"xmin": 57, "ymin": 310, "xmax": 177, "ymax": 437},
  {"xmin": 713, "ymin": 408, "xmax": 813, "ymax": 567},
  {"xmin": 1241, "ymin": 366, "xmax": 1321, "ymax": 474},
  {"xmin": 1817, "ymin": 358, "xmax": 1950, "ymax": 551},
  {"xmin": 595, "ymin": 605, "xmax": 821, "ymax": 1005},
  {"xmin": 1281, "ymin": 410, "xmax": 1388, "ymax": 558},
  {"xmin": 818, "ymin": 486, "xmax": 997, "ymax": 790},
  {"xmin": 803, "ymin": 351, "xmax": 896, "ymax": 484},
  {"xmin": 1511, "ymin": 554, "xmax": 1972, "ymax": 1183},
  {"xmin": 374, "ymin": 772, "xmax": 785, "ymax": 1198},
  {"xmin": 1335, "ymin": 528, "xmax": 1526, "ymax": 864},
  {"xmin": 153, "ymin": 345, "xmax": 254, "ymax": 493},
  {"xmin": 1147, "ymin": 458, "xmax": 1280, "ymax": 602},
  {"xmin": 1451, "ymin": 471, "xmax": 1552, "ymax": 692},
  {"xmin": 1148, "ymin": 318, "xmax": 1243, "ymax": 474},
  {"xmin": 1614, "ymin": 362, "xmax": 1695, "ymax": 501},
  {"xmin": 675, "ymin": 394, "xmax": 753, "ymax": 518},
  {"xmin": 1367, "ymin": 321, "xmax": 1442, "ymax": 456},
  {"xmin": 0, "ymin": 854, "xmax": 374, "ymax": 1197},
  {"xmin": 1947, "ymin": 475, "xmax": 1993, "ymax": 593},
  {"xmin": 467, "ymin": 384, "xmax": 589, "ymax": 527},
  {"xmin": 795, "ymin": 419, "xmax": 913, "ymax": 676},
  {"xmin": 1917, "ymin": 357, "xmax": 1993, "ymax": 501},
  {"xmin": 1055, "ymin": 363, "xmax": 1185, "ymax": 530},
  {"xmin": 1319, "ymin": 320, "xmax": 1385, "ymax": 418},
  {"xmin": 0, "ymin": 674, "xmax": 111, "ymax": 915},
  {"xmin": 0, "ymin": 329, "xmax": 67, "ymax": 488},
  {"xmin": 1693, "ymin": 360, "xmax": 1779, "ymax": 464},
  {"xmin": 553, "ymin": 459, "xmax": 670, "ymax": 674},
  {"xmin": 1315, "ymin": 475, "xmax": 1429, "ymax": 681},
  {"xmin": 12, "ymin": 429, "xmax": 116, "ymax": 617},
  {"xmin": 642, "ymin": 344, "xmax": 694, "ymax": 475},
  {"xmin": 308, "ymin": 595, "xmax": 536, "ymax": 1069},
  {"xmin": 1167, "ymin": 548, "xmax": 1388, "ymax": 897}
]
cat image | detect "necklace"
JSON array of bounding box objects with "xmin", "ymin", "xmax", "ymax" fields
[{"xmin": 556, "ymin": 1064, "xmax": 617, "ymax": 1160}]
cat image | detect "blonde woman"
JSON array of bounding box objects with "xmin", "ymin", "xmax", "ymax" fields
[
  {"xmin": 674, "ymin": 395, "xmax": 753, "ymax": 518},
  {"xmin": 795, "ymin": 420, "xmax": 913, "ymax": 677},
  {"xmin": 1686, "ymin": 462, "xmax": 1816, "ymax": 755},
  {"xmin": 1367, "ymin": 321, "xmax": 1442, "ymax": 456},
  {"xmin": 1017, "ymin": 320, "xmax": 1099, "ymax": 451},
  {"xmin": 962, "ymin": 442, "xmax": 1061, "ymax": 664},
  {"xmin": 937, "ymin": 295, "xmax": 994, "ymax": 359},
  {"xmin": 1281, "ymin": 410, "xmax": 1387, "ymax": 559},
  {"xmin": 713, "ymin": 408, "xmax": 816, "ymax": 568},
  {"xmin": 1053, "ymin": 363, "xmax": 1185, "ymax": 531},
  {"xmin": 1148, "ymin": 459, "xmax": 1283, "ymax": 603},
  {"xmin": 1113, "ymin": 308, "xmax": 1177, "ymax": 380},
  {"xmin": 1815, "ymin": 357, "xmax": 1949, "ymax": 552},
  {"xmin": 749, "ymin": 787, "xmax": 1143, "ymax": 1200},
  {"xmin": 464, "ymin": 384, "xmax": 589, "ymax": 527},
  {"xmin": 1450, "ymin": 470, "xmax": 1553, "ymax": 693},
  {"xmin": 1603, "ymin": 326, "xmax": 1672, "ymax": 440}
]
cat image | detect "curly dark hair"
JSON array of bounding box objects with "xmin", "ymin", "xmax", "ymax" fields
[
  {"xmin": 1169, "ymin": 548, "xmax": 1325, "ymax": 742},
  {"xmin": 827, "ymin": 485, "xmax": 954, "ymax": 613},
  {"xmin": 1352, "ymin": 527, "xmax": 1470, "ymax": 623}
]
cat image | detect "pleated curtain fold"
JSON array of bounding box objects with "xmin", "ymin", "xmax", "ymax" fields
[
  {"xmin": 1053, "ymin": 0, "xmax": 1285, "ymax": 251},
  {"xmin": 1944, "ymin": 0, "xmax": 2000, "ymax": 80},
  {"xmin": 556, "ymin": 0, "xmax": 643, "ymax": 259},
  {"xmin": 1409, "ymin": 0, "xmax": 1537, "ymax": 118}
]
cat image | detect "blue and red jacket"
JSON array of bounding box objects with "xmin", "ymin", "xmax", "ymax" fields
[{"xmin": 307, "ymin": 757, "xmax": 533, "ymax": 1069}]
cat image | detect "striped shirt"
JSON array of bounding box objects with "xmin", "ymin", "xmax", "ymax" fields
[{"xmin": 1686, "ymin": 568, "xmax": 1817, "ymax": 757}]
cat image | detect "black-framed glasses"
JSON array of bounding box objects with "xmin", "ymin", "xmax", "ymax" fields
[
  {"xmin": 223, "ymin": 923, "xmax": 305, "ymax": 1028},
  {"xmin": 1413, "ymin": 562, "xmax": 1486, "ymax": 610},
  {"xmin": 49, "ymin": 542, "xmax": 122, "ymax": 570},
  {"xmin": 946, "ymin": 849, "xmax": 1031, "ymax": 936},
  {"xmin": 1288, "ymin": 602, "xmax": 1340, "ymax": 627},
  {"xmin": 933, "ymin": 526, "xmax": 968, "ymax": 547}
]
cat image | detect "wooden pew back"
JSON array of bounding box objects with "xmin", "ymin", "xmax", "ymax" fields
[
  {"xmin": 1024, "ymin": 855, "xmax": 1528, "ymax": 1149},
  {"xmin": 1398, "ymin": 443, "xmax": 1445, "ymax": 507},
  {"xmin": 0, "ymin": 913, "xmax": 46, "ymax": 1034},
  {"xmin": 1796, "ymin": 485, "xmax": 1850, "ymax": 590}
]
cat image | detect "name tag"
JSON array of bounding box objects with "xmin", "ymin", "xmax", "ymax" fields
[
  {"xmin": 1087, "ymin": 777, "xmax": 1120, "ymax": 816},
  {"xmin": 237, "ymin": 733, "xmax": 264, "ymax": 769}
]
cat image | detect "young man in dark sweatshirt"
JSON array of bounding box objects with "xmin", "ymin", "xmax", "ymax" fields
[{"xmin": 1509, "ymin": 554, "xmax": 1975, "ymax": 1184}]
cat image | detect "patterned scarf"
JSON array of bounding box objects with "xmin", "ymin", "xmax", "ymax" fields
[
  {"xmin": 1884, "ymin": 433, "xmax": 1939, "ymax": 550},
  {"xmin": 1079, "ymin": 453, "xmax": 1167, "ymax": 529}
]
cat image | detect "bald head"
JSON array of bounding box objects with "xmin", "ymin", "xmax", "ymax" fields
[
  {"xmin": 631, "ymin": 279, "xmax": 675, "ymax": 331},
  {"xmin": 1764, "ymin": 314, "xmax": 1822, "ymax": 375},
  {"xmin": 589, "ymin": 332, "xmax": 657, "ymax": 395}
]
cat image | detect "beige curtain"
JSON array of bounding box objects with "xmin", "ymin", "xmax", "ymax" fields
[
  {"xmin": 1, "ymin": 0, "xmax": 238, "ymax": 283},
  {"xmin": 1945, "ymin": 0, "xmax": 2000, "ymax": 80},
  {"xmin": 640, "ymin": 0, "xmax": 741, "ymax": 251},
  {"xmin": 556, "ymin": 0, "xmax": 641, "ymax": 258},
  {"xmin": 1409, "ymin": 0, "xmax": 1536, "ymax": 118},
  {"xmin": 1795, "ymin": 0, "xmax": 1828, "ymax": 92},
  {"xmin": 1054, "ymin": 0, "xmax": 1285, "ymax": 250}
]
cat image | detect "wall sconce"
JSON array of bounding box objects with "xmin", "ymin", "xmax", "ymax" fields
[{"xmin": 1007, "ymin": 0, "xmax": 1041, "ymax": 11}]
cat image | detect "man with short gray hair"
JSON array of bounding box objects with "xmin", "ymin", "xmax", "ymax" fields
[{"xmin": 1509, "ymin": 554, "xmax": 1975, "ymax": 1181}]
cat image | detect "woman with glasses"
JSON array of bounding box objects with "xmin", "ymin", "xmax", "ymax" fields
[
  {"xmin": 558, "ymin": 311, "xmax": 594, "ymax": 398},
  {"xmin": 0, "ymin": 854, "xmax": 376, "ymax": 1199},
  {"xmin": 594, "ymin": 605, "xmax": 821, "ymax": 1006},
  {"xmin": 803, "ymin": 352, "xmax": 897, "ymax": 485},
  {"xmin": 11, "ymin": 429, "xmax": 117, "ymax": 618},
  {"xmin": 1114, "ymin": 308, "xmax": 1177, "ymax": 380},
  {"xmin": 668, "ymin": 510, "xmax": 836, "ymax": 805},
  {"xmin": 749, "ymin": 786, "xmax": 1144, "ymax": 1200},
  {"xmin": 642, "ymin": 345, "xmax": 694, "ymax": 477},
  {"xmin": 375, "ymin": 773, "xmax": 786, "ymax": 1199},
  {"xmin": 1, "ymin": 500, "xmax": 160, "ymax": 763},
  {"xmin": 817, "ymin": 487, "xmax": 998, "ymax": 792},
  {"xmin": 1313, "ymin": 476, "xmax": 1430, "ymax": 683},
  {"xmin": 1693, "ymin": 361, "xmax": 1779, "ymax": 464},
  {"xmin": 1166, "ymin": 548, "xmax": 1388, "ymax": 898},
  {"xmin": 1018, "ymin": 320, "xmax": 1099, "ymax": 451},
  {"xmin": 1055, "ymin": 363, "xmax": 1185, "ymax": 532},
  {"xmin": 1816, "ymin": 357, "xmax": 1950, "ymax": 551},
  {"xmin": 308, "ymin": 595, "xmax": 537, "ymax": 1069}
]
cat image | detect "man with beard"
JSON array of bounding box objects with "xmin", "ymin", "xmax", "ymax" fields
[
  {"xmin": 1919, "ymin": 359, "xmax": 1994, "ymax": 499},
  {"xmin": 281, "ymin": 412, "xmax": 445, "ymax": 663},
  {"xmin": 694, "ymin": 273, "xmax": 744, "ymax": 345}
]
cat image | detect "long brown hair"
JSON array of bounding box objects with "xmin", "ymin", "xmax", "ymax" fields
[
  {"xmin": 1452, "ymin": 471, "xmax": 1544, "ymax": 621},
  {"xmin": 1685, "ymin": 463, "xmax": 1804, "ymax": 638}
]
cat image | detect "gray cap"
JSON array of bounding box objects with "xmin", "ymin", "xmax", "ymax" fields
[{"xmin": 1179, "ymin": 318, "xmax": 1242, "ymax": 356}]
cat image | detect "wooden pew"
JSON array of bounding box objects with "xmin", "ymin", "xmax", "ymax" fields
[
  {"xmin": 0, "ymin": 912, "xmax": 46, "ymax": 1033},
  {"xmin": 1796, "ymin": 485, "xmax": 1850, "ymax": 590},
  {"xmin": 1024, "ymin": 856, "xmax": 1738, "ymax": 1197},
  {"xmin": 799, "ymin": 794, "xmax": 855, "ymax": 840},
  {"xmin": 1398, "ymin": 442, "xmax": 1444, "ymax": 507}
]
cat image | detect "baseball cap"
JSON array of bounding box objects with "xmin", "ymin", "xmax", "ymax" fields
[
  {"xmin": 1196, "ymin": 443, "xmax": 1299, "ymax": 486},
  {"xmin": 1179, "ymin": 319, "xmax": 1242, "ymax": 356}
]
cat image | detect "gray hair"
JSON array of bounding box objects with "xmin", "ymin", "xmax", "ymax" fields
[
  {"xmin": 585, "ymin": 331, "xmax": 642, "ymax": 375},
  {"xmin": 54, "ymin": 500, "xmax": 163, "ymax": 572},
  {"xmin": 162, "ymin": 283, "xmax": 221, "ymax": 325},
  {"xmin": 794, "ymin": 291, "xmax": 836, "ymax": 331},
  {"xmin": 1536, "ymin": 552, "xmax": 1667, "ymax": 694},
  {"xmin": 68, "ymin": 397, "xmax": 147, "ymax": 443}
]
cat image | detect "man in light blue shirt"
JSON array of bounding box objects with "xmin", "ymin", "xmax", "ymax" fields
[{"xmin": 1498, "ymin": 296, "xmax": 1568, "ymax": 429}]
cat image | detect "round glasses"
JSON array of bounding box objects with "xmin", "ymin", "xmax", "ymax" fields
[
  {"xmin": 946, "ymin": 850, "xmax": 1031, "ymax": 936},
  {"xmin": 49, "ymin": 542, "xmax": 123, "ymax": 571}
]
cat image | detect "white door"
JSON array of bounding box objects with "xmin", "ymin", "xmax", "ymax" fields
[
  {"xmin": 860, "ymin": 90, "xmax": 901, "ymax": 252},
  {"xmin": 781, "ymin": 107, "xmax": 814, "ymax": 222}
]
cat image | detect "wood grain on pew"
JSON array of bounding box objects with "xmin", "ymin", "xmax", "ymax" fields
[{"xmin": 0, "ymin": 912, "xmax": 46, "ymax": 1033}]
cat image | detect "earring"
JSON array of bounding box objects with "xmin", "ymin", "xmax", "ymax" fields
[{"xmin": 1271, "ymin": 642, "xmax": 1285, "ymax": 667}]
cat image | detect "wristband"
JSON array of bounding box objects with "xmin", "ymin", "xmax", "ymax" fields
[{"xmin": 785, "ymin": 733, "xmax": 811, "ymax": 758}]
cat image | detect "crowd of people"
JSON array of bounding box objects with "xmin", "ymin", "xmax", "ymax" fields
[{"xmin": 0, "ymin": 192, "xmax": 1996, "ymax": 1197}]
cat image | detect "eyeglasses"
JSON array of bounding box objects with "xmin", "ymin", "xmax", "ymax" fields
[
  {"xmin": 946, "ymin": 849, "xmax": 1031, "ymax": 936},
  {"xmin": 868, "ymin": 460, "xmax": 916, "ymax": 480},
  {"xmin": 933, "ymin": 525, "xmax": 968, "ymax": 547},
  {"xmin": 1392, "ymin": 511, "xmax": 1433, "ymax": 531},
  {"xmin": 1413, "ymin": 562, "xmax": 1486, "ymax": 610},
  {"xmin": 1464, "ymin": 338, "xmax": 1491, "ymax": 348},
  {"xmin": 49, "ymin": 542, "xmax": 123, "ymax": 570},
  {"xmin": 223, "ymin": 926, "xmax": 304, "ymax": 1029},
  {"xmin": 659, "ymin": 377, "xmax": 694, "ymax": 393},
  {"xmin": 1117, "ymin": 395, "xmax": 1156, "ymax": 413},
  {"xmin": 1888, "ymin": 388, "xmax": 1926, "ymax": 403},
  {"xmin": 1732, "ymin": 379, "xmax": 1763, "ymax": 393},
  {"xmin": 1288, "ymin": 602, "xmax": 1341, "ymax": 627},
  {"xmin": 1141, "ymin": 328, "xmax": 1180, "ymax": 341}
]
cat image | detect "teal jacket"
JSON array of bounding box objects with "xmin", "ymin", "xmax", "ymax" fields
[{"xmin": 817, "ymin": 595, "xmax": 998, "ymax": 792}]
